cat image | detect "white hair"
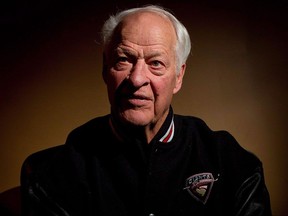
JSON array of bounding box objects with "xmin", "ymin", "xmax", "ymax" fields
[{"xmin": 101, "ymin": 5, "xmax": 191, "ymax": 73}]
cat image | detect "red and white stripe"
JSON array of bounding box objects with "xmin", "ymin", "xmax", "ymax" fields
[{"xmin": 159, "ymin": 118, "xmax": 174, "ymax": 143}]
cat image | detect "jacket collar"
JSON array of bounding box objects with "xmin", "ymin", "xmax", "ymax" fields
[{"xmin": 109, "ymin": 106, "xmax": 174, "ymax": 144}]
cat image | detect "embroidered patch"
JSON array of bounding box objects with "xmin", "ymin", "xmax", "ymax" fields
[{"xmin": 184, "ymin": 172, "xmax": 218, "ymax": 204}]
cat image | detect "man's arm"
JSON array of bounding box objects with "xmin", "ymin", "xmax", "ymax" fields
[{"xmin": 234, "ymin": 166, "xmax": 272, "ymax": 216}]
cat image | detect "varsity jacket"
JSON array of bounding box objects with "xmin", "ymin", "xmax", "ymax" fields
[{"xmin": 21, "ymin": 108, "xmax": 272, "ymax": 216}]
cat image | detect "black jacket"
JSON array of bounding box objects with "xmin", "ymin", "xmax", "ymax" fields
[{"xmin": 21, "ymin": 110, "xmax": 272, "ymax": 216}]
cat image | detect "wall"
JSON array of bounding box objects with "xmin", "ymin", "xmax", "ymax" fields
[{"xmin": 1, "ymin": 1, "xmax": 287, "ymax": 215}]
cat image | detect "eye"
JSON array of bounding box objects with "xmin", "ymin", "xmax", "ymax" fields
[
  {"xmin": 116, "ymin": 56, "xmax": 129, "ymax": 63},
  {"xmin": 151, "ymin": 61, "xmax": 161, "ymax": 67},
  {"xmin": 150, "ymin": 60, "xmax": 164, "ymax": 69},
  {"xmin": 113, "ymin": 56, "xmax": 132, "ymax": 71},
  {"xmin": 148, "ymin": 60, "xmax": 166, "ymax": 76}
]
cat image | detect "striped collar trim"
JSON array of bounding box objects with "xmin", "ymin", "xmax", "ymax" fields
[
  {"xmin": 159, "ymin": 118, "xmax": 174, "ymax": 143},
  {"xmin": 109, "ymin": 116, "xmax": 175, "ymax": 143}
]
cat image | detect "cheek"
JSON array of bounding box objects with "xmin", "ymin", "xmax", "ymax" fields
[
  {"xmin": 153, "ymin": 77, "xmax": 175, "ymax": 99},
  {"xmin": 106, "ymin": 72, "xmax": 126, "ymax": 90},
  {"xmin": 105, "ymin": 73, "xmax": 124, "ymax": 103}
]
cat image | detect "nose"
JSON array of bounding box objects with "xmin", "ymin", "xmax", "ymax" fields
[{"xmin": 127, "ymin": 59, "xmax": 149, "ymax": 88}]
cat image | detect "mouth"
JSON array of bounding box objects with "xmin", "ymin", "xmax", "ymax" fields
[
  {"xmin": 128, "ymin": 94, "xmax": 149, "ymax": 100},
  {"xmin": 122, "ymin": 94, "xmax": 151, "ymax": 107}
]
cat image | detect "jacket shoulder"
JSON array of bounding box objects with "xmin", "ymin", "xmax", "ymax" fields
[
  {"xmin": 21, "ymin": 145, "xmax": 66, "ymax": 177},
  {"xmin": 174, "ymin": 114, "xmax": 262, "ymax": 169},
  {"xmin": 65, "ymin": 115, "xmax": 110, "ymax": 146}
]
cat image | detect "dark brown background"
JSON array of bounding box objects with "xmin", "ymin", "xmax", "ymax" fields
[{"xmin": 1, "ymin": 0, "xmax": 287, "ymax": 215}]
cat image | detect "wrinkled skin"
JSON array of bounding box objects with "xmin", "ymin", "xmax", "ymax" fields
[{"xmin": 103, "ymin": 11, "xmax": 186, "ymax": 143}]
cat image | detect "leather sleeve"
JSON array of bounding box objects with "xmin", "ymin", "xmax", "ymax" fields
[
  {"xmin": 234, "ymin": 166, "xmax": 272, "ymax": 216},
  {"xmin": 20, "ymin": 147, "xmax": 70, "ymax": 216}
]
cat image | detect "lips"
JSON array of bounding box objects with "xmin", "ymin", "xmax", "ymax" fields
[
  {"xmin": 122, "ymin": 93, "xmax": 151, "ymax": 106},
  {"xmin": 128, "ymin": 94, "xmax": 149, "ymax": 100}
]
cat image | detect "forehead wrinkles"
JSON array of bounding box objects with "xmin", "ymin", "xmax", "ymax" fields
[
  {"xmin": 119, "ymin": 11, "xmax": 176, "ymax": 48},
  {"xmin": 117, "ymin": 43, "xmax": 167, "ymax": 59}
]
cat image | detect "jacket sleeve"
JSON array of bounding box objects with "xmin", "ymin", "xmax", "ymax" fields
[
  {"xmin": 20, "ymin": 147, "xmax": 71, "ymax": 216},
  {"xmin": 233, "ymin": 166, "xmax": 272, "ymax": 216},
  {"xmin": 212, "ymin": 130, "xmax": 272, "ymax": 216}
]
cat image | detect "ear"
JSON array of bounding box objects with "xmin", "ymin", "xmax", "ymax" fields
[
  {"xmin": 173, "ymin": 64, "xmax": 186, "ymax": 94},
  {"xmin": 102, "ymin": 53, "xmax": 108, "ymax": 84}
]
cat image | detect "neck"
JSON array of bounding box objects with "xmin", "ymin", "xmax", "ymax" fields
[{"xmin": 109, "ymin": 112, "xmax": 169, "ymax": 144}]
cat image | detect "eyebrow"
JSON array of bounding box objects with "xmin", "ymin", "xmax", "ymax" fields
[
  {"xmin": 116, "ymin": 47, "xmax": 135, "ymax": 56},
  {"xmin": 116, "ymin": 47, "xmax": 165, "ymax": 59}
]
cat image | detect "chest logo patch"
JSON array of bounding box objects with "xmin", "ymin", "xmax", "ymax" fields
[{"xmin": 184, "ymin": 172, "xmax": 218, "ymax": 204}]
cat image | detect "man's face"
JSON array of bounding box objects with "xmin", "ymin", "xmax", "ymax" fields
[{"xmin": 103, "ymin": 11, "xmax": 185, "ymax": 129}]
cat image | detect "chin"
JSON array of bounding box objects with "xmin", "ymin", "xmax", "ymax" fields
[{"xmin": 120, "ymin": 109, "xmax": 152, "ymax": 127}]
